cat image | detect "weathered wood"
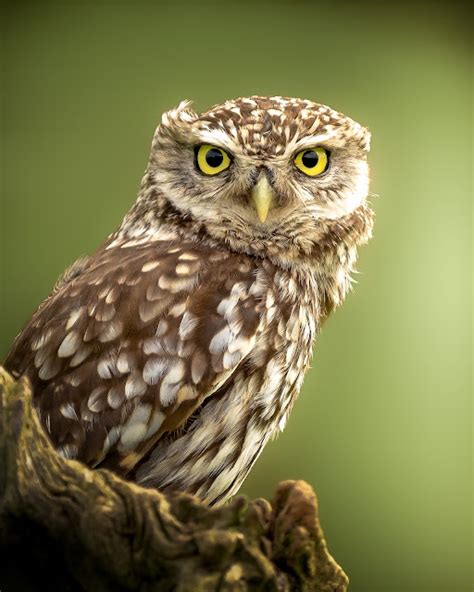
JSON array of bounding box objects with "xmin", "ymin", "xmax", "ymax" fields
[{"xmin": 0, "ymin": 367, "xmax": 348, "ymax": 591}]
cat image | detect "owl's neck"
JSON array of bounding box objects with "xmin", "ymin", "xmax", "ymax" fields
[{"xmin": 115, "ymin": 179, "xmax": 373, "ymax": 277}]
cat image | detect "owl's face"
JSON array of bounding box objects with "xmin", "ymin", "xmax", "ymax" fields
[{"xmin": 142, "ymin": 96, "xmax": 371, "ymax": 260}]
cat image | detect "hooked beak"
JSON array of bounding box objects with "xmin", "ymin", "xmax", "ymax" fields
[{"xmin": 250, "ymin": 172, "xmax": 275, "ymax": 223}]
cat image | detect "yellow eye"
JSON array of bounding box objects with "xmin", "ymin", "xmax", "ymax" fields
[
  {"xmin": 294, "ymin": 147, "xmax": 329, "ymax": 176},
  {"xmin": 196, "ymin": 144, "xmax": 231, "ymax": 175}
]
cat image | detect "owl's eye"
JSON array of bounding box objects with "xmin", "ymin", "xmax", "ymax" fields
[
  {"xmin": 294, "ymin": 147, "xmax": 329, "ymax": 176},
  {"xmin": 196, "ymin": 144, "xmax": 231, "ymax": 175}
]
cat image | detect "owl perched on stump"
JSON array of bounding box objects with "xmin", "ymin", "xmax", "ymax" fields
[{"xmin": 5, "ymin": 96, "xmax": 373, "ymax": 505}]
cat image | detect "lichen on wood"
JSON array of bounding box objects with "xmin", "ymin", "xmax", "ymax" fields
[{"xmin": 0, "ymin": 367, "xmax": 348, "ymax": 591}]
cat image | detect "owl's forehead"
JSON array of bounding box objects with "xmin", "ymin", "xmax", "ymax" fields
[{"xmin": 192, "ymin": 96, "xmax": 368, "ymax": 157}]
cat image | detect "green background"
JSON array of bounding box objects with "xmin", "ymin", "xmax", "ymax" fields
[{"xmin": 1, "ymin": 2, "xmax": 471, "ymax": 590}]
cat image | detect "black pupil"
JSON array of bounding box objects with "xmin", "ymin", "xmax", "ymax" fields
[
  {"xmin": 302, "ymin": 150, "xmax": 318, "ymax": 168},
  {"xmin": 205, "ymin": 148, "xmax": 224, "ymax": 168}
]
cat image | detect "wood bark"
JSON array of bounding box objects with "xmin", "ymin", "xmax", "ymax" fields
[{"xmin": 0, "ymin": 368, "xmax": 348, "ymax": 591}]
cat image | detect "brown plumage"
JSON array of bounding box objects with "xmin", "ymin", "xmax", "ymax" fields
[{"xmin": 5, "ymin": 96, "xmax": 374, "ymax": 505}]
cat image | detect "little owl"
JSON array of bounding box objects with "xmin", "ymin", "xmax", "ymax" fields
[{"xmin": 5, "ymin": 96, "xmax": 373, "ymax": 505}]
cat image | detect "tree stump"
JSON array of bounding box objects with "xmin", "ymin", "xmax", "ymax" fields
[{"xmin": 0, "ymin": 368, "xmax": 348, "ymax": 591}]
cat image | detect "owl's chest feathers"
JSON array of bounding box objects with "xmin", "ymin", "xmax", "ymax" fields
[
  {"xmin": 106, "ymin": 226, "xmax": 356, "ymax": 503},
  {"xmin": 246, "ymin": 251, "xmax": 356, "ymax": 435},
  {"xmin": 135, "ymin": 262, "xmax": 348, "ymax": 504},
  {"xmin": 248, "ymin": 267, "xmax": 320, "ymax": 426}
]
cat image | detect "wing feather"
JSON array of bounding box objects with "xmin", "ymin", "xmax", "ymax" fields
[{"xmin": 5, "ymin": 238, "xmax": 264, "ymax": 473}]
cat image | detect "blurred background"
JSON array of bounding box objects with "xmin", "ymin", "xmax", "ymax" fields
[{"xmin": 1, "ymin": 1, "xmax": 471, "ymax": 590}]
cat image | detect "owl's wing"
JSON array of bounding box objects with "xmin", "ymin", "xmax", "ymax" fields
[{"xmin": 4, "ymin": 238, "xmax": 265, "ymax": 474}]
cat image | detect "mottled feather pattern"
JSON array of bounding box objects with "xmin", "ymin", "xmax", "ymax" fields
[
  {"xmin": 6, "ymin": 235, "xmax": 324, "ymax": 503},
  {"xmin": 197, "ymin": 96, "xmax": 370, "ymax": 157},
  {"xmin": 8, "ymin": 240, "xmax": 263, "ymax": 468},
  {"xmin": 5, "ymin": 95, "xmax": 374, "ymax": 505}
]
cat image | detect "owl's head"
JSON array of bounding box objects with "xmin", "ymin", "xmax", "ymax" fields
[{"xmin": 124, "ymin": 96, "xmax": 373, "ymax": 265}]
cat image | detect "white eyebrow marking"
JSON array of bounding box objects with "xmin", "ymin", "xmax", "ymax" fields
[
  {"xmin": 193, "ymin": 127, "xmax": 239, "ymax": 153},
  {"xmin": 287, "ymin": 132, "xmax": 341, "ymax": 154}
]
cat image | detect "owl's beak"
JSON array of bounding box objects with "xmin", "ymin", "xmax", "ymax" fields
[{"xmin": 251, "ymin": 172, "xmax": 275, "ymax": 223}]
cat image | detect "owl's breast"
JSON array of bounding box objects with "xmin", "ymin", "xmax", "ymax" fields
[
  {"xmin": 248, "ymin": 270, "xmax": 319, "ymax": 434},
  {"xmin": 134, "ymin": 263, "xmax": 320, "ymax": 504}
]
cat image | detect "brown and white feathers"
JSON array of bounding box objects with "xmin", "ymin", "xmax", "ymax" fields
[{"xmin": 5, "ymin": 96, "xmax": 374, "ymax": 505}]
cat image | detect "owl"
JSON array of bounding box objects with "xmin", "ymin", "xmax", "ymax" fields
[{"xmin": 5, "ymin": 96, "xmax": 373, "ymax": 505}]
